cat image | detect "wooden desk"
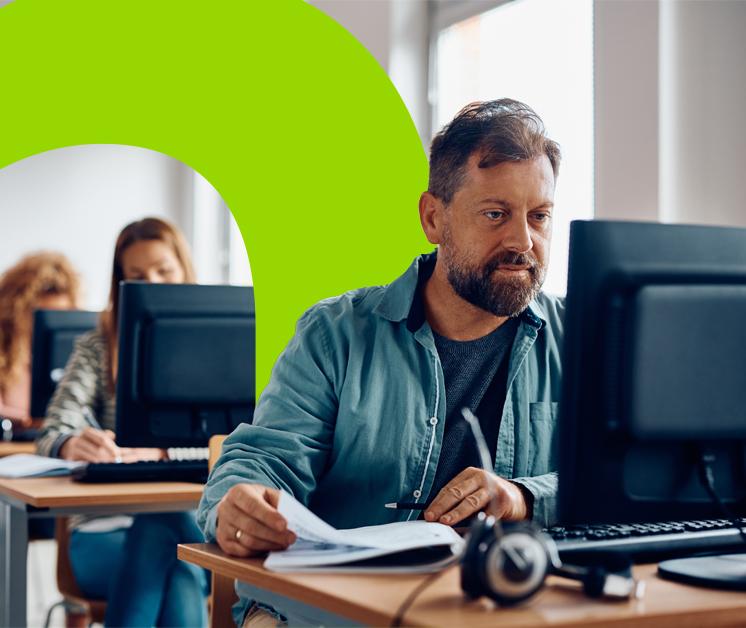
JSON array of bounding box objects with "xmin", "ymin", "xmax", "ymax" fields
[
  {"xmin": 0, "ymin": 476, "xmax": 203, "ymax": 627},
  {"xmin": 178, "ymin": 543, "xmax": 746, "ymax": 627},
  {"xmin": 0, "ymin": 442, "xmax": 36, "ymax": 457}
]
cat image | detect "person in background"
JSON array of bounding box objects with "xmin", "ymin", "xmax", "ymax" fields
[
  {"xmin": 0, "ymin": 251, "xmax": 81, "ymax": 426},
  {"xmin": 36, "ymin": 217, "xmax": 208, "ymax": 627}
]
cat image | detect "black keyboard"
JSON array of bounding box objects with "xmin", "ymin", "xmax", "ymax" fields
[
  {"xmin": 72, "ymin": 459, "xmax": 208, "ymax": 483},
  {"xmin": 548, "ymin": 519, "xmax": 746, "ymax": 563}
]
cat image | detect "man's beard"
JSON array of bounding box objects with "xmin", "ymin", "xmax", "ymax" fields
[{"xmin": 441, "ymin": 239, "xmax": 545, "ymax": 318}]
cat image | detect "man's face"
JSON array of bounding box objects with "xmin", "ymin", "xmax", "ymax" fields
[{"xmin": 435, "ymin": 154, "xmax": 555, "ymax": 317}]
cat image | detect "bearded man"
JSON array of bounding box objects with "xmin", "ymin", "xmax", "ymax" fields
[{"xmin": 198, "ymin": 100, "xmax": 564, "ymax": 610}]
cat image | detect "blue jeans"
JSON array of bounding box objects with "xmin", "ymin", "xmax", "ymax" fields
[{"xmin": 70, "ymin": 512, "xmax": 208, "ymax": 627}]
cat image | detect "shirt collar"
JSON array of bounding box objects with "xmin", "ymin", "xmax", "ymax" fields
[
  {"xmin": 523, "ymin": 300, "xmax": 546, "ymax": 329},
  {"xmin": 374, "ymin": 252, "xmax": 436, "ymax": 324}
]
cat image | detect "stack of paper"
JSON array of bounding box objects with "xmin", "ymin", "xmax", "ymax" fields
[
  {"xmin": 0, "ymin": 454, "xmax": 85, "ymax": 478},
  {"xmin": 265, "ymin": 491, "xmax": 465, "ymax": 573}
]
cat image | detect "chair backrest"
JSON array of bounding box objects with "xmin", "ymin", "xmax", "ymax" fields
[
  {"xmin": 208, "ymin": 434, "xmax": 227, "ymax": 471},
  {"xmin": 54, "ymin": 517, "xmax": 107, "ymax": 624},
  {"xmin": 55, "ymin": 517, "xmax": 84, "ymax": 598},
  {"xmin": 205, "ymin": 434, "xmax": 237, "ymax": 628}
]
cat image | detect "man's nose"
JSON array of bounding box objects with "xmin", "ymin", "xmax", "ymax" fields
[{"xmin": 503, "ymin": 217, "xmax": 533, "ymax": 253}]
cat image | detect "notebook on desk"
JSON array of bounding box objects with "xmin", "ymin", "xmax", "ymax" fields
[
  {"xmin": 0, "ymin": 453, "xmax": 85, "ymax": 478},
  {"xmin": 264, "ymin": 491, "xmax": 464, "ymax": 573}
]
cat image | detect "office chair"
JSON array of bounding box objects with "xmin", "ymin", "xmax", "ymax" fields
[
  {"xmin": 208, "ymin": 434, "xmax": 238, "ymax": 628},
  {"xmin": 43, "ymin": 517, "xmax": 106, "ymax": 628}
]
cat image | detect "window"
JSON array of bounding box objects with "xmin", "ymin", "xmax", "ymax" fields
[
  {"xmin": 191, "ymin": 171, "xmax": 252, "ymax": 286},
  {"xmin": 432, "ymin": 0, "xmax": 594, "ymax": 295}
]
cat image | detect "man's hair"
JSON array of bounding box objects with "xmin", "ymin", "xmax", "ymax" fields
[{"xmin": 428, "ymin": 99, "xmax": 561, "ymax": 204}]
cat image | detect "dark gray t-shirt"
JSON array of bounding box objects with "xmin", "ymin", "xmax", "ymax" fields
[{"xmin": 426, "ymin": 317, "xmax": 519, "ymax": 502}]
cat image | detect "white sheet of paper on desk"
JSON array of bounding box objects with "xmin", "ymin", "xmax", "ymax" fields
[
  {"xmin": 0, "ymin": 454, "xmax": 85, "ymax": 478},
  {"xmin": 265, "ymin": 491, "xmax": 464, "ymax": 572}
]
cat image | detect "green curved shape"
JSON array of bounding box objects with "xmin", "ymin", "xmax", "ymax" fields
[{"xmin": 0, "ymin": 0, "xmax": 428, "ymax": 392}]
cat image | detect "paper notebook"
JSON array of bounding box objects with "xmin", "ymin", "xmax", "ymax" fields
[
  {"xmin": 264, "ymin": 491, "xmax": 465, "ymax": 573},
  {"xmin": 0, "ymin": 453, "xmax": 85, "ymax": 478}
]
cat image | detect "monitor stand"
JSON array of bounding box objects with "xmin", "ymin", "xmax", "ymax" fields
[{"xmin": 658, "ymin": 554, "xmax": 746, "ymax": 591}]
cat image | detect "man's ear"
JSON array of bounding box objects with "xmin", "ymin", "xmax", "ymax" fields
[{"xmin": 419, "ymin": 191, "xmax": 445, "ymax": 245}]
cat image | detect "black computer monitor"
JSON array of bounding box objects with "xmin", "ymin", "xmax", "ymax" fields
[
  {"xmin": 29, "ymin": 309, "xmax": 98, "ymax": 419},
  {"xmin": 559, "ymin": 220, "xmax": 746, "ymax": 526},
  {"xmin": 115, "ymin": 282, "xmax": 256, "ymax": 448}
]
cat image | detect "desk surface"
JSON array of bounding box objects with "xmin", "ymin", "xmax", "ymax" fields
[
  {"xmin": 0, "ymin": 476, "xmax": 203, "ymax": 508},
  {"xmin": 0, "ymin": 475, "xmax": 204, "ymax": 628},
  {"xmin": 0, "ymin": 442, "xmax": 36, "ymax": 457},
  {"xmin": 179, "ymin": 543, "xmax": 746, "ymax": 628}
]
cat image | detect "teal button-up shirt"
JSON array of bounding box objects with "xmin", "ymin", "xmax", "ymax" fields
[{"xmin": 198, "ymin": 253, "xmax": 564, "ymax": 545}]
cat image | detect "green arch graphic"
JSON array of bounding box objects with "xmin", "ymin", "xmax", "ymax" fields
[{"xmin": 0, "ymin": 0, "xmax": 429, "ymax": 392}]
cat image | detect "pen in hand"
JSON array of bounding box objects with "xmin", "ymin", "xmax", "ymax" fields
[
  {"xmin": 385, "ymin": 502, "xmax": 430, "ymax": 510},
  {"xmin": 81, "ymin": 406, "xmax": 103, "ymax": 430},
  {"xmin": 81, "ymin": 407, "xmax": 122, "ymax": 463}
]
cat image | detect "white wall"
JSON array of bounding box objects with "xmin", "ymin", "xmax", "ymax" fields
[
  {"xmin": 659, "ymin": 0, "xmax": 746, "ymax": 227},
  {"xmin": 0, "ymin": 145, "xmax": 189, "ymax": 309},
  {"xmin": 388, "ymin": 0, "xmax": 430, "ymax": 147},
  {"xmin": 593, "ymin": 0, "xmax": 660, "ymax": 222},
  {"xmin": 0, "ymin": 145, "xmax": 251, "ymax": 310},
  {"xmin": 595, "ymin": 0, "xmax": 746, "ymax": 229}
]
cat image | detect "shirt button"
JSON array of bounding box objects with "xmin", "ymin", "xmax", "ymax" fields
[
  {"xmin": 429, "ymin": 417, "xmax": 438, "ymax": 426},
  {"xmin": 413, "ymin": 489, "xmax": 422, "ymax": 498}
]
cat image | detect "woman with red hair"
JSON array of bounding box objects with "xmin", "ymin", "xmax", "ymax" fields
[{"xmin": 0, "ymin": 251, "xmax": 81, "ymax": 424}]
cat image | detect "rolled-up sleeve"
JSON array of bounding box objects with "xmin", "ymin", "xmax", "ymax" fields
[{"xmin": 511, "ymin": 471, "xmax": 558, "ymax": 528}]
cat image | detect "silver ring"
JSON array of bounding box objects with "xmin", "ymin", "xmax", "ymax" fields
[{"xmin": 235, "ymin": 528, "xmax": 243, "ymax": 541}]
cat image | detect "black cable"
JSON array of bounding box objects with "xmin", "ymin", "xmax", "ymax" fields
[
  {"xmin": 697, "ymin": 449, "xmax": 746, "ymax": 545},
  {"xmin": 391, "ymin": 569, "xmax": 448, "ymax": 627}
]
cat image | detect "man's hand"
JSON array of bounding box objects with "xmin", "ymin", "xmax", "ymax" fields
[
  {"xmin": 59, "ymin": 428, "xmax": 121, "ymax": 462},
  {"xmin": 216, "ymin": 484, "xmax": 297, "ymax": 557},
  {"xmin": 424, "ymin": 467, "xmax": 528, "ymax": 525}
]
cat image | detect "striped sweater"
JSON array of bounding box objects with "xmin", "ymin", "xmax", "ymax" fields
[
  {"xmin": 36, "ymin": 329, "xmax": 129, "ymax": 531},
  {"xmin": 36, "ymin": 329, "xmax": 116, "ymax": 458}
]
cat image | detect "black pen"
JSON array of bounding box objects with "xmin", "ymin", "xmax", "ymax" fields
[
  {"xmin": 385, "ymin": 502, "xmax": 431, "ymax": 510},
  {"xmin": 81, "ymin": 406, "xmax": 103, "ymax": 431},
  {"xmin": 82, "ymin": 407, "xmax": 122, "ymax": 463}
]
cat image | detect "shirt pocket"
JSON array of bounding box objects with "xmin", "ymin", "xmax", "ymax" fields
[{"xmin": 528, "ymin": 401, "xmax": 559, "ymax": 476}]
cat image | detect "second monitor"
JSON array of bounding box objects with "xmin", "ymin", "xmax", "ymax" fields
[
  {"xmin": 559, "ymin": 220, "xmax": 746, "ymax": 525},
  {"xmin": 30, "ymin": 309, "xmax": 98, "ymax": 420},
  {"xmin": 115, "ymin": 282, "xmax": 256, "ymax": 448}
]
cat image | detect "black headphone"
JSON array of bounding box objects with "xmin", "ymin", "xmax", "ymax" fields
[
  {"xmin": 457, "ymin": 408, "xmax": 640, "ymax": 606},
  {"xmin": 460, "ymin": 513, "xmax": 639, "ymax": 605}
]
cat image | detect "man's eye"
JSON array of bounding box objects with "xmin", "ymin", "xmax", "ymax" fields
[
  {"xmin": 532, "ymin": 213, "xmax": 551, "ymax": 222},
  {"xmin": 485, "ymin": 211, "xmax": 506, "ymax": 220}
]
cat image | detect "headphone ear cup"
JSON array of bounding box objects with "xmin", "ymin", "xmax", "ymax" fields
[
  {"xmin": 460, "ymin": 514, "xmax": 494, "ymax": 599},
  {"xmin": 483, "ymin": 524, "xmax": 550, "ymax": 606},
  {"xmin": 461, "ymin": 518, "xmax": 551, "ymax": 606}
]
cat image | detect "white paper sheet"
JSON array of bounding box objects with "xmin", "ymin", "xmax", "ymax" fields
[
  {"xmin": 265, "ymin": 491, "xmax": 464, "ymax": 572},
  {"xmin": 0, "ymin": 454, "xmax": 85, "ymax": 478}
]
